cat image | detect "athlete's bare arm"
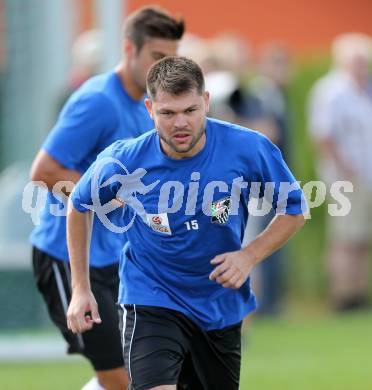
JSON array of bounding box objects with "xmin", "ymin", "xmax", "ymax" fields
[
  {"xmin": 210, "ymin": 214, "xmax": 305, "ymax": 288},
  {"xmin": 30, "ymin": 150, "xmax": 81, "ymax": 192},
  {"xmin": 66, "ymin": 202, "xmax": 101, "ymax": 333}
]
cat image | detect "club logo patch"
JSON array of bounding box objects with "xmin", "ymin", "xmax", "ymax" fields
[
  {"xmin": 146, "ymin": 213, "xmax": 172, "ymax": 235},
  {"xmin": 211, "ymin": 196, "xmax": 231, "ymax": 224}
]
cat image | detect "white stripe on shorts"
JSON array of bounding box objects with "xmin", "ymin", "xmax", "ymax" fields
[
  {"xmin": 121, "ymin": 304, "xmax": 127, "ymax": 362},
  {"xmin": 52, "ymin": 262, "xmax": 69, "ymax": 313},
  {"xmin": 128, "ymin": 304, "xmax": 137, "ymax": 381}
]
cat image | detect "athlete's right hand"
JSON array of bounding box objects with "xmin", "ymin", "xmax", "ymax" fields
[{"xmin": 67, "ymin": 289, "xmax": 102, "ymax": 333}]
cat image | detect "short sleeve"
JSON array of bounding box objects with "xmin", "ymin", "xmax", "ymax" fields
[
  {"xmin": 71, "ymin": 143, "xmax": 123, "ymax": 213},
  {"xmin": 254, "ymin": 135, "xmax": 307, "ymax": 215},
  {"xmin": 42, "ymin": 92, "xmax": 117, "ymax": 171}
]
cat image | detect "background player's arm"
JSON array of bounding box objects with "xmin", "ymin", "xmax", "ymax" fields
[
  {"xmin": 210, "ymin": 214, "xmax": 305, "ymax": 288},
  {"xmin": 66, "ymin": 201, "xmax": 101, "ymax": 333},
  {"xmin": 30, "ymin": 149, "xmax": 81, "ymax": 192}
]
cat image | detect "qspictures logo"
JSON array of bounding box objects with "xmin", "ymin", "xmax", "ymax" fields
[{"xmin": 22, "ymin": 157, "xmax": 354, "ymax": 233}]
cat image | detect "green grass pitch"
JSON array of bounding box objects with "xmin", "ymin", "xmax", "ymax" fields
[{"xmin": 1, "ymin": 311, "xmax": 371, "ymax": 390}]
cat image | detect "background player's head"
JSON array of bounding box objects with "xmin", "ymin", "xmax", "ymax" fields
[
  {"xmin": 122, "ymin": 6, "xmax": 185, "ymax": 93},
  {"xmin": 145, "ymin": 56, "xmax": 210, "ymax": 159}
]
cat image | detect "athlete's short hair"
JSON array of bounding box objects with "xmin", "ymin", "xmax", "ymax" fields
[
  {"xmin": 146, "ymin": 56, "xmax": 205, "ymax": 99},
  {"xmin": 124, "ymin": 6, "xmax": 184, "ymax": 51}
]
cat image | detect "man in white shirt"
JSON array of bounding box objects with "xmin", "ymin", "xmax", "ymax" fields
[{"xmin": 308, "ymin": 33, "xmax": 372, "ymax": 311}]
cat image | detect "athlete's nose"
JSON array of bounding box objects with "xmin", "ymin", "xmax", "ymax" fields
[{"xmin": 173, "ymin": 113, "xmax": 188, "ymax": 129}]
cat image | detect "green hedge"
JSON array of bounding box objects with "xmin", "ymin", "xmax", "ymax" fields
[{"xmin": 286, "ymin": 55, "xmax": 331, "ymax": 298}]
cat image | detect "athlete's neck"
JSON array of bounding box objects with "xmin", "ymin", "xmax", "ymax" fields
[{"xmin": 115, "ymin": 63, "xmax": 145, "ymax": 101}]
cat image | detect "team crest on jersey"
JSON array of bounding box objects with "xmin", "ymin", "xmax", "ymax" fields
[
  {"xmin": 211, "ymin": 196, "xmax": 231, "ymax": 224},
  {"xmin": 146, "ymin": 213, "xmax": 172, "ymax": 235}
]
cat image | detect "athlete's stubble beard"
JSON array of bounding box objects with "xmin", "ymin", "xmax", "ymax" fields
[{"xmin": 159, "ymin": 124, "xmax": 206, "ymax": 156}]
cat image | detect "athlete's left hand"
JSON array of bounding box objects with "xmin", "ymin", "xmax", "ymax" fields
[{"xmin": 209, "ymin": 250, "xmax": 256, "ymax": 289}]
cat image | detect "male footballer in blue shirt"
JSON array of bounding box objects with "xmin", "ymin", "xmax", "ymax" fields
[{"xmin": 67, "ymin": 56, "xmax": 306, "ymax": 390}]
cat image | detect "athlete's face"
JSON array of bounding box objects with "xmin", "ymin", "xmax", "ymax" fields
[
  {"xmin": 127, "ymin": 38, "xmax": 179, "ymax": 93},
  {"xmin": 145, "ymin": 88, "xmax": 210, "ymax": 159}
]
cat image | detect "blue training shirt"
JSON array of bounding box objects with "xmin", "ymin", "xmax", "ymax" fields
[
  {"xmin": 71, "ymin": 118, "xmax": 306, "ymax": 329},
  {"xmin": 30, "ymin": 71, "xmax": 154, "ymax": 267}
]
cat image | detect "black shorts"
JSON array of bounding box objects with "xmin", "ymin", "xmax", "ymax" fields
[
  {"xmin": 119, "ymin": 305, "xmax": 241, "ymax": 390},
  {"xmin": 32, "ymin": 246, "xmax": 124, "ymax": 371}
]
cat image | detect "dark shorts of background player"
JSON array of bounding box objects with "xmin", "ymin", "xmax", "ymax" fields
[
  {"xmin": 32, "ymin": 246, "xmax": 124, "ymax": 371},
  {"xmin": 119, "ymin": 305, "xmax": 242, "ymax": 390}
]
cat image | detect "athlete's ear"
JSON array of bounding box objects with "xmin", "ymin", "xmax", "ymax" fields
[
  {"xmin": 123, "ymin": 38, "xmax": 135, "ymax": 58},
  {"xmin": 203, "ymin": 91, "xmax": 210, "ymax": 114},
  {"xmin": 145, "ymin": 98, "xmax": 154, "ymax": 119}
]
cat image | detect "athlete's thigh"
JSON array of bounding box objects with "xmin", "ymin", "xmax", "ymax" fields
[
  {"xmin": 120, "ymin": 305, "xmax": 191, "ymax": 390},
  {"xmin": 188, "ymin": 321, "xmax": 242, "ymax": 390}
]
